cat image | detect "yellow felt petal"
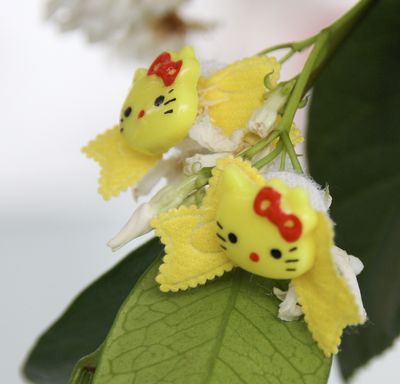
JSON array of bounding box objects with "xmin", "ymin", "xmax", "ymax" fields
[
  {"xmin": 200, "ymin": 56, "xmax": 280, "ymax": 136},
  {"xmin": 292, "ymin": 213, "xmax": 364, "ymax": 356},
  {"xmin": 152, "ymin": 205, "xmax": 234, "ymax": 292},
  {"xmin": 82, "ymin": 126, "xmax": 160, "ymax": 200}
]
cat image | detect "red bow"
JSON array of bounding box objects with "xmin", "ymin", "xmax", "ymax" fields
[
  {"xmin": 253, "ymin": 186, "xmax": 302, "ymax": 242},
  {"xmin": 147, "ymin": 52, "xmax": 183, "ymax": 86}
]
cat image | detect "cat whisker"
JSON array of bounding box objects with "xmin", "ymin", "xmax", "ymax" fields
[
  {"xmin": 164, "ymin": 109, "xmax": 174, "ymax": 114},
  {"xmin": 289, "ymin": 247, "xmax": 298, "ymax": 252},
  {"xmin": 286, "ymin": 268, "xmax": 297, "ymax": 272},
  {"xmin": 164, "ymin": 98, "xmax": 176, "ymax": 106},
  {"xmin": 220, "ymin": 244, "xmax": 227, "ymax": 251},
  {"xmin": 285, "ymin": 259, "xmax": 299, "ymax": 263},
  {"xmin": 168, "ymin": 89, "xmax": 174, "ymax": 93},
  {"xmin": 216, "ymin": 233, "xmax": 226, "ymax": 242},
  {"xmin": 217, "ymin": 221, "xmax": 224, "ymax": 229}
]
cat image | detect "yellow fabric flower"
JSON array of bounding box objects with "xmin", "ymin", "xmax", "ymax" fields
[
  {"xmin": 199, "ymin": 56, "xmax": 280, "ymax": 137},
  {"xmin": 82, "ymin": 126, "xmax": 160, "ymax": 200},
  {"xmin": 84, "ymin": 52, "xmax": 280, "ymax": 199},
  {"xmin": 152, "ymin": 156, "xmax": 364, "ymax": 356}
]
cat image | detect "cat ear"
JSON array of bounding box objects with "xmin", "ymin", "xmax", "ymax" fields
[
  {"xmin": 220, "ymin": 163, "xmax": 258, "ymax": 198},
  {"xmin": 173, "ymin": 45, "xmax": 200, "ymax": 83},
  {"xmin": 177, "ymin": 45, "xmax": 196, "ymax": 60},
  {"xmin": 132, "ymin": 68, "xmax": 147, "ymax": 83}
]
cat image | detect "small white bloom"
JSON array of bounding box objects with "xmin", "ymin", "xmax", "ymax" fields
[
  {"xmin": 108, "ymin": 174, "xmax": 198, "ymax": 251},
  {"xmin": 107, "ymin": 202, "xmax": 155, "ymax": 251},
  {"xmin": 247, "ymin": 86, "xmax": 289, "ymax": 138},
  {"xmin": 46, "ymin": 0, "xmax": 204, "ymax": 59},
  {"xmin": 333, "ymin": 246, "xmax": 367, "ymax": 321},
  {"xmin": 273, "ymin": 283, "xmax": 303, "ymax": 321}
]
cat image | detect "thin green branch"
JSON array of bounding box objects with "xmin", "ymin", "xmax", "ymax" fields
[
  {"xmin": 257, "ymin": 34, "xmax": 318, "ymax": 57},
  {"xmin": 304, "ymin": 0, "xmax": 379, "ymax": 94},
  {"xmin": 277, "ymin": 30, "xmax": 330, "ymax": 135},
  {"xmin": 254, "ymin": 143, "xmax": 283, "ymax": 170},
  {"xmin": 279, "ymin": 149, "xmax": 287, "ymax": 171},
  {"xmin": 280, "ymin": 132, "xmax": 303, "ymax": 173}
]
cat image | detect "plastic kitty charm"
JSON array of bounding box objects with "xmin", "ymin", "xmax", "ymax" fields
[
  {"xmin": 83, "ymin": 46, "xmax": 279, "ymax": 199},
  {"xmin": 82, "ymin": 46, "xmax": 200, "ymax": 199},
  {"xmin": 152, "ymin": 156, "xmax": 366, "ymax": 356},
  {"xmin": 119, "ymin": 49, "xmax": 199, "ymax": 155}
]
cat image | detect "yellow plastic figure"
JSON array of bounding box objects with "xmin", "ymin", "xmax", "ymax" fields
[
  {"xmin": 215, "ymin": 165, "xmax": 318, "ymax": 279},
  {"xmin": 83, "ymin": 46, "xmax": 200, "ymax": 199},
  {"xmin": 120, "ymin": 46, "xmax": 200, "ymax": 155},
  {"xmin": 83, "ymin": 46, "xmax": 279, "ymax": 199},
  {"xmin": 152, "ymin": 156, "xmax": 364, "ymax": 356}
]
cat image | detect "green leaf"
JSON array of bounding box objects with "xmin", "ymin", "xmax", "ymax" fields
[
  {"xmin": 93, "ymin": 259, "xmax": 331, "ymax": 384},
  {"xmin": 307, "ymin": 0, "xmax": 400, "ymax": 379},
  {"xmin": 23, "ymin": 238, "xmax": 164, "ymax": 384}
]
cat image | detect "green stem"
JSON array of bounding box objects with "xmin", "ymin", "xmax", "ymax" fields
[
  {"xmin": 257, "ymin": 34, "xmax": 318, "ymax": 57},
  {"xmin": 279, "ymin": 148, "xmax": 287, "ymax": 171},
  {"xmin": 304, "ymin": 0, "xmax": 379, "ymax": 93},
  {"xmin": 209, "ymin": 0, "xmax": 377, "ymax": 178},
  {"xmin": 254, "ymin": 143, "xmax": 283, "ymax": 170},
  {"xmin": 277, "ymin": 30, "xmax": 330, "ymax": 136},
  {"xmin": 280, "ymin": 131, "xmax": 303, "ymax": 173}
]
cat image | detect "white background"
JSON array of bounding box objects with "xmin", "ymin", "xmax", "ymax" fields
[{"xmin": 1, "ymin": 0, "xmax": 399, "ymax": 383}]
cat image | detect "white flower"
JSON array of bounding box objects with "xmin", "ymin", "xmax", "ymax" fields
[
  {"xmin": 107, "ymin": 202, "xmax": 155, "ymax": 251},
  {"xmin": 247, "ymin": 85, "xmax": 289, "ymax": 138},
  {"xmin": 273, "ymin": 283, "xmax": 303, "ymax": 321},
  {"xmin": 333, "ymin": 246, "xmax": 367, "ymax": 321},
  {"xmin": 46, "ymin": 0, "xmax": 205, "ymax": 59},
  {"xmin": 108, "ymin": 173, "xmax": 198, "ymax": 251}
]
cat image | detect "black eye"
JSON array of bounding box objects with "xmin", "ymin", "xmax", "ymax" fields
[
  {"xmin": 270, "ymin": 249, "xmax": 282, "ymax": 259},
  {"xmin": 228, "ymin": 233, "xmax": 238, "ymax": 243},
  {"xmin": 154, "ymin": 95, "xmax": 165, "ymax": 106},
  {"xmin": 124, "ymin": 107, "xmax": 132, "ymax": 117}
]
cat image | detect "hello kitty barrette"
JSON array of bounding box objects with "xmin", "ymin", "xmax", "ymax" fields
[
  {"xmin": 82, "ymin": 46, "xmax": 280, "ymax": 199},
  {"xmin": 152, "ymin": 156, "xmax": 366, "ymax": 356}
]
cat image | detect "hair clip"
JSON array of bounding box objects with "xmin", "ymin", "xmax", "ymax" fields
[
  {"xmin": 152, "ymin": 156, "xmax": 366, "ymax": 356},
  {"xmin": 82, "ymin": 47, "xmax": 280, "ymax": 199}
]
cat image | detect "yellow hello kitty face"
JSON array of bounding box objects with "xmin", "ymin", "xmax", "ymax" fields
[
  {"xmin": 119, "ymin": 46, "xmax": 200, "ymax": 155},
  {"xmin": 215, "ymin": 164, "xmax": 319, "ymax": 279}
]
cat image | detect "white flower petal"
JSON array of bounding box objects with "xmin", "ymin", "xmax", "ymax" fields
[
  {"xmin": 107, "ymin": 202, "xmax": 155, "ymax": 252},
  {"xmin": 333, "ymin": 246, "xmax": 367, "ymax": 322},
  {"xmin": 273, "ymin": 283, "xmax": 303, "ymax": 321},
  {"xmin": 189, "ymin": 112, "xmax": 244, "ymax": 152},
  {"xmin": 247, "ymin": 87, "xmax": 288, "ymax": 137},
  {"xmin": 109, "ymin": 174, "xmax": 198, "ymax": 250},
  {"xmin": 132, "ymin": 157, "xmax": 182, "ymax": 200}
]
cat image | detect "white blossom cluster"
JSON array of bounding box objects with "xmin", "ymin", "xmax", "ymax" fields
[{"xmin": 46, "ymin": 0, "xmax": 203, "ymax": 58}]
